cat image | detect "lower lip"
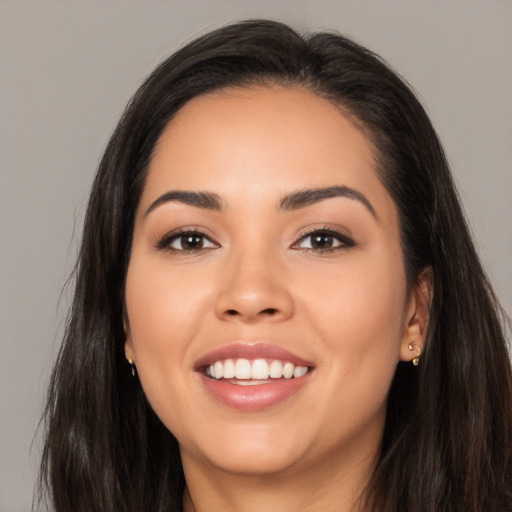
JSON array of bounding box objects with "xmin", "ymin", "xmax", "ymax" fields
[{"xmin": 198, "ymin": 373, "xmax": 312, "ymax": 411}]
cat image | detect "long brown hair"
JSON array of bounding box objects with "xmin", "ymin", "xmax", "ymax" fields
[{"xmin": 38, "ymin": 20, "xmax": 512, "ymax": 512}]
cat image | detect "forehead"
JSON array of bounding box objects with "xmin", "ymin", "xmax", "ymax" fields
[{"xmin": 142, "ymin": 85, "xmax": 391, "ymax": 217}]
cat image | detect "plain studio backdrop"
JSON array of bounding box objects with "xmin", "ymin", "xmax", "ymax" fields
[{"xmin": 0, "ymin": 1, "xmax": 511, "ymax": 510}]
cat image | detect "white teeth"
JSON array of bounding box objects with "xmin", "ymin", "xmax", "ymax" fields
[
  {"xmin": 283, "ymin": 362, "xmax": 294, "ymax": 379},
  {"xmin": 269, "ymin": 360, "xmax": 283, "ymax": 378},
  {"xmin": 251, "ymin": 359, "xmax": 269, "ymax": 379},
  {"xmin": 293, "ymin": 366, "xmax": 308, "ymax": 378},
  {"xmin": 214, "ymin": 361, "xmax": 223, "ymax": 380},
  {"xmin": 234, "ymin": 379, "xmax": 269, "ymax": 386},
  {"xmin": 223, "ymin": 359, "xmax": 235, "ymax": 379},
  {"xmin": 235, "ymin": 359, "xmax": 252, "ymax": 379},
  {"xmin": 206, "ymin": 358, "xmax": 309, "ymax": 381}
]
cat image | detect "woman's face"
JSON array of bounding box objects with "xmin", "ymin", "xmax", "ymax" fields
[{"xmin": 125, "ymin": 86, "xmax": 426, "ymax": 477}]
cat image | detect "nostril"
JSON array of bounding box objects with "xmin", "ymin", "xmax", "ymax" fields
[{"xmin": 224, "ymin": 307, "xmax": 278, "ymax": 317}]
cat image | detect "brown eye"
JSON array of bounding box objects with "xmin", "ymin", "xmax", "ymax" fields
[
  {"xmin": 160, "ymin": 231, "xmax": 218, "ymax": 252},
  {"xmin": 176, "ymin": 234, "xmax": 204, "ymax": 250},
  {"xmin": 294, "ymin": 229, "xmax": 355, "ymax": 252},
  {"xmin": 309, "ymin": 233, "xmax": 336, "ymax": 249}
]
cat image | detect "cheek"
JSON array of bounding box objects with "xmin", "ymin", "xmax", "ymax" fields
[
  {"xmin": 303, "ymin": 250, "xmax": 406, "ymax": 337},
  {"xmin": 124, "ymin": 255, "xmax": 212, "ymax": 388},
  {"xmin": 126, "ymin": 255, "xmax": 208, "ymax": 337},
  {"xmin": 124, "ymin": 259, "xmax": 213, "ymax": 432},
  {"xmin": 299, "ymin": 249, "xmax": 407, "ymax": 391},
  {"xmin": 305, "ymin": 264, "xmax": 405, "ymax": 438}
]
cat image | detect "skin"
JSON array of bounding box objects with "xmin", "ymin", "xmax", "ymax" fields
[{"xmin": 124, "ymin": 86, "xmax": 431, "ymax": 512}]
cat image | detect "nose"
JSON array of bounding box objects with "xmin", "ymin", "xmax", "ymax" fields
[{"xmin": 214, "ymin": 249, "xmax": 294, "ymax": 323}]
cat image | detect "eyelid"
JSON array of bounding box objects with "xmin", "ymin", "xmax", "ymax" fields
[
  {"xmin": 155, "ymin": 227, "xmax": 220, "ymax": 252},
  {"xmin": 292, "ymin": 226, "xmax": 356, "ymax": 251}
]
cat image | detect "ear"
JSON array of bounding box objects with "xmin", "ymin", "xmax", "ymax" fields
[
  {"xmin": 123, "ymin": 314, "xmax": 135, "ymax": 364},
  {"xmin": 125, "ymin": 341, "xmax": 135, "ymax": 364},
  {"xmin": 399, "ymin": 267, "xmax": 433, "ymax": 363}
]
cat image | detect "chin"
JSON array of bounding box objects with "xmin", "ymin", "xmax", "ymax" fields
[
  {"xmin": 191, "ymin": 447, "xmax": 305, "ymax": 476},
  {"xmin": 179, "ymin": 422, "xmax": 314, "ymax": 476}
]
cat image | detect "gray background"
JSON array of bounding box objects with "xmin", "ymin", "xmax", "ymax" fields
[{"xmin": 1, "ymin": 1, "xmax": 511, "ymax": 510}]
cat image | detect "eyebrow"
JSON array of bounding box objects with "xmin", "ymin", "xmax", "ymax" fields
[
  {"xmin": 144, "ymin": 191, "xmax": 223, "ymax": 217},
  {"xmin": 144, "ymin": 185, "xmax": 377, "ymax": 220},
  {"xmin": 279, "ymin": 186, "xmax": 378, "ymax": 219}
]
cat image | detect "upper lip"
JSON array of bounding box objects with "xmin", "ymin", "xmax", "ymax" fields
[{"xmin": 194, "ymin": 343, "xmax": 314, "ymax": 370}]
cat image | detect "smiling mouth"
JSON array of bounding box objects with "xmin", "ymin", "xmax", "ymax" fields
[{"xmin": 202, "ymin": 358, "xmax": 312, "ymax": 384}]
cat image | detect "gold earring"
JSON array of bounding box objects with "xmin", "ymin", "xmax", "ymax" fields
[
  {"xmin": 408, "ymin": 343, "xmax": 421, "ymax": 366},
  {"xmin": 127, "ymin": 358, "xmax": 135, "ymax": 376}
]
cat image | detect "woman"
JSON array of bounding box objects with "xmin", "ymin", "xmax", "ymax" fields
[{"xmin": 39, "ymin": 20, "xmax": 512, "ymax": 512}]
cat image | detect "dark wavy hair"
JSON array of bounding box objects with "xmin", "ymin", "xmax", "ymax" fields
[{"xmin": 38, "ymin": 19, "xmax": 512, "ymax": 512}]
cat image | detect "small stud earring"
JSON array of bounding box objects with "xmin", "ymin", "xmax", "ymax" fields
[
  {"xmin": 408, "ymin": 343, "xmax": 421, "ymax": 366},
  {"xmin": 127, "ymin": 358, "xmax": 135, "ymax": 376}
]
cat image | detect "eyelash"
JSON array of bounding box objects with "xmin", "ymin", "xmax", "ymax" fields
[
  {"xmin": 156, "ymin": 229, "xmax": 219, "ymax": 254},
  {"xmin": 292, "ymin": 227, "xmax": 356, "ymax": 253},
  {"xmin": 156, "ymin": 227, "xmax": 355, "ymax": 254}
]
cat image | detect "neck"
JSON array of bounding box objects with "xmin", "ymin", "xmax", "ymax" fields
[{"xmin": 181, "ymin": 442, "xmax": 378, "ymax": 512}]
